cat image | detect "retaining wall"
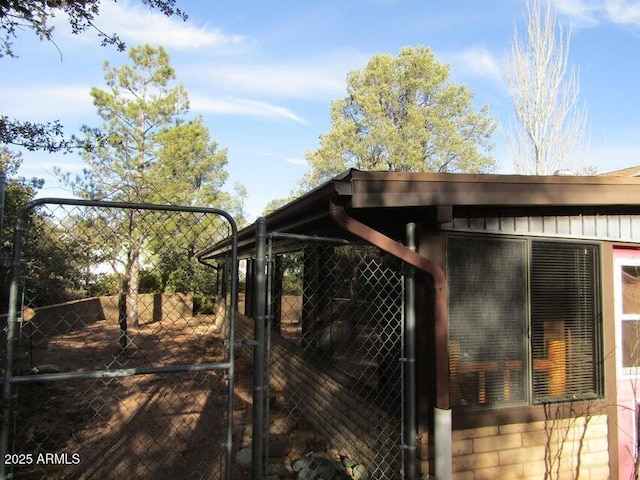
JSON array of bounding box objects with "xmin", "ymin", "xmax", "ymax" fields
[{"xmin": 24, "ymin": 292, "xmax": 194, "ymax": 338}]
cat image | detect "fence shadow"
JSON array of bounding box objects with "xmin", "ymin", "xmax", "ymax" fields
[{"xmin": 8, "ymin": 296, "xmax": 242, "ymax": 480}]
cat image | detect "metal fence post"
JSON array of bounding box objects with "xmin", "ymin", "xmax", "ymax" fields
[
  {"xmin": 224, "ymin": 228, "xmax": 240, "ymax": 480},
  {"xmin": 403, "ymin": 223, "xmax": 417, "ymax": 480},
  {"xmin": 1, "ymin": 213, "xmax": 25, "ymax": 480},
  {"xmin": 252, "ymin": 217, "xmax": 267, "ymax": 480}
]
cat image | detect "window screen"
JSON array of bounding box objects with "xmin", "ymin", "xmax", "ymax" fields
[
  {"xmin": 448, "ymin": 235, "xmax": 602, "ymax": 408},
  {"xmin": 448, "ymin": 236, "xmax": 527, "ymax": 407},
  {"xmin": 531, "ymin": 242, "xmax": 601, "ymax": 403}
]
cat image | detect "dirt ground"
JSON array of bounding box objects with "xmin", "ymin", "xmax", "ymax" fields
[{"xmin": 8, "ymin": 311, "xmax": 256, "ymax": 480}]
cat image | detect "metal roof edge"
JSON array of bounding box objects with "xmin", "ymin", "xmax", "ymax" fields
[
  {"xmin": 200, "ymin": 170, "xmax": 640, "ymax": 259},
  {"xmin": 203, "ymin": 172, "xmax": 351, "ymax": 259},
  {"xmin": 347, "ymin": 169, "xmax": 640, "ymax": 185}
]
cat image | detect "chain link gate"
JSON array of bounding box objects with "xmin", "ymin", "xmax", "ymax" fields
[
  {"xmin": 0, "ymin": 198, "xmax": 239, "ymax": 480},
  {"xmin": 257, "ymin": 231, "xmax": 406, "ymax": 480}
]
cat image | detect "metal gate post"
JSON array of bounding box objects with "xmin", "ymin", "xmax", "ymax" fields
[
  {"xmin": 403, "ymin": 223, "xmax": 417, "ymax": 479},
  {"xmin": 1, "ymin": 215, "xmax": 26, "ymax": 480},
  {"xmin": 252, "ymin": 217, "xmax": 267, "ymax": 480},
  {"xmin": 224, "ymin": 237, "xmax": 240, "ymax": 480}
]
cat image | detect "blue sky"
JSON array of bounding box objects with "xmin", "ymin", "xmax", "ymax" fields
[{"xmin": 2, "ymin": 0, "xmax": 640, "ymax": 221}]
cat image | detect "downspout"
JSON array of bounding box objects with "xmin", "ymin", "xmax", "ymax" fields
[
  {"xmin": 330, "ymin": 198, "xmax": 451, "ymax": 480},
  {"xmin": 404, "ymin": 223, "xmax": 417, "ymax": 480}
]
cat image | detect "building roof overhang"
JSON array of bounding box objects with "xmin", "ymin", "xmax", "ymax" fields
[{"xmin": 201, "ymin": 169, "xmax": 640, "ymax": 259}]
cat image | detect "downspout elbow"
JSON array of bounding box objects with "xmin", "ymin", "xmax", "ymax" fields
[{"xmin": 329, "ymin": 199, "xmax": 446, "ymax": 288}]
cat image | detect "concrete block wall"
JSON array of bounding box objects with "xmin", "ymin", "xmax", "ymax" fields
[
  {"xmin": 24, "ymin": 292, "xmax": 194, "ymax": 339},
  {"xmin": 235, "ymin": 312, "xmax": 398, "ymax": 475},
  {"xmin": 419, "ymin": 414, "xmax": 610, "ymax": 480}
]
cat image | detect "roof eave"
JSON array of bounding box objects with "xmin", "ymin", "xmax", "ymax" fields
[
  {"xmin": 347, "ymin": 170, "xmax": 640, "ymax": 209},
  {"xmin": 199, "ymin": 170, "xmax": 640, "ymax": 260}
]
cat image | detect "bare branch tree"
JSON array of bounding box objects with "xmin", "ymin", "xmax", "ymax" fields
[{"xmin": 505, "ymin": 0, "xmax": 589, "ymax": 175}]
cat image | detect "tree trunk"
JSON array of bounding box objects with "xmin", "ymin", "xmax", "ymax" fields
[
  {"xmin": 118, "ymin": 278, "xmax": 129, "ymax": 350},
  {"xmin": 127, "ymin": 242, "xmax": 141, "ymax": 328},
  {"xmin": 126, "ymin": 209, "xmax": 141, "ymax": 328}
]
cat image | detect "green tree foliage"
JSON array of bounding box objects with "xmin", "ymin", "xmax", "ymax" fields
[
  {"xmin": 0, "ymin": 148, "xmax": 86, "ymax": 309},
  {"xmin": 0, "ymin": 1, "xmax": 188, "ymax": 152},
  {"xmin": 262, "ymin": 197, "xmax": 292, "ymax": 216},
  {"xmin": 301, "ymin": 46, "xmax": 497, "ymax": 190},
  {"xmin": 59, "ymin": 45, "xmax": 233, "ymax": 326},
  {"xmin": 0, "ymin": 116, "xmax": 75, "ymax": 152},
  {"xmin": 0, "ymin": 0, "xmax": 186, "ymax": 59},
  {"xmin": 20, "ymin": 214, "xmax": 89, "ymax": 307},
  {"xmin": 152, "ymin": 117, "xmax": 228, "ymax": 206},
  {"xmin": 1, "ymin": 148, "xmax": 37, "ymax": 252},
  {"xmin": 151, "ymin": 115, "xmax": 247, "ymax": 220},
  {"xmin": 71, "ymin": 45, "xmax": 190, "ymax": 202}
]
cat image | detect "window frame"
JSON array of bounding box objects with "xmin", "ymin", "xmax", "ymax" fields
[{"xmin": 447, "ymin": 233, "xmax": 604, "ymax": 409}]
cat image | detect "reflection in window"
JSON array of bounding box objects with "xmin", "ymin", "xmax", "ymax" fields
[
  {"xmin": 623, "ymin": 265, "xmax": 640, "ymax": 315},
  {"xmin": 448, "ymin": 236, "xmax": 527, "ymax": 407},
  {"xmin": 531, "ymin": 243, "xmax": 599, "ymax": 403},
  {"xmin": 622, "ymin": 320, "xmax": 640, "ymax": 369}
]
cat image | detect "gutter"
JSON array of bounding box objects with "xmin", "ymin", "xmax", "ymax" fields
[{"xmin": 330, "ymin": 197, "xmax": 451, "ymax": 480}]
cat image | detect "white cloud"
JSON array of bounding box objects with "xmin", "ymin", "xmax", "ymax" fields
[
  {"xmin": 190, "ymin": 95, "xmax": 308, "ymax": 124},
  {"xmin": 190, "ymin": 50, "xmax": 367, "ymax": 101},
  {"xmin": 204, "ymin": 63, "xmax": 345, "ymax": 100},
  {"xmin": 92, "ymin": 2, "xmax": 248, "ymax": 51},
  {"xmin": 449, "ymin": 47, "xmax": 505, "ymax": 86},
  {"xmin": 284, "ymin": 157, "xmax": 308, "ymax": 166},
  {"xmin": 553, "ymin": 0, "xmax": 601, "ymax": 27},
  {"xmin": 0, "ymin": 85, "xmax": 93, "ymax": 119},
  {"xmin": 551, "ymin": 0, "xmax": 640, "ymax": 28},
  {"xmin": 605, "ymin": 0, "xmax": 640, "ymax": 26}
]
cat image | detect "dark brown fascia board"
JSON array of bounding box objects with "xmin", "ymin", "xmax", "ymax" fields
[
  {"xmin": 211, "ymin": 179, "xmax": 342, "ymax": 259},
  {"xmin": 250, "ymin": 181, "xmax": 339, "ymax": 235},
  {"xmin": 346, "ymin": 170, "xmax": 640, "ymax": 209},
  {"xmin": 201, "ymin": 169, "xmax": 640, "ymax": 260}
]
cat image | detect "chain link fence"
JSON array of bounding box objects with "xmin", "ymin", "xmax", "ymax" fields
[
  {"xmin": 1, "ymin": 199, "xmax": 238, "ymax": 480},
  {"xmin": 259, "ymin": 233, "xmax": 405, "ymax": 480}
]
